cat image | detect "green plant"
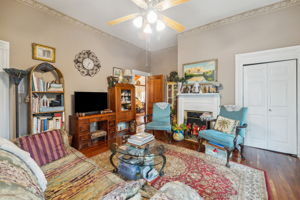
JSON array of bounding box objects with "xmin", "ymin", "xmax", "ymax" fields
[{"xmin": 172, "ymin": 123, "xmax": 187, "ymax": 132}]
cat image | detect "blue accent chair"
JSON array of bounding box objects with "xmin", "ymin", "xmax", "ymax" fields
[
  {"xmin": 145, "ymin": 102, "xmax": 172, "ymax": 142},
  {"xmin": 198, "ymin": 106, "xmax": 248, "ymax": 167}
]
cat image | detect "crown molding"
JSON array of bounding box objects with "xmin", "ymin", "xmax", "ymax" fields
[
  {"xmin": 178, "ymin": 0, "xmax": 300, "ymax": 38},
  {"xmin": 14, "ymin": 0, "xmax": 146, "ymax": 51}
]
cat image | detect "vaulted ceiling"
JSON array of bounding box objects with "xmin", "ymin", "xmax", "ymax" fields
[{"xmin": 36, "ymin": 0, "xmax": 282, "ymax": 51}]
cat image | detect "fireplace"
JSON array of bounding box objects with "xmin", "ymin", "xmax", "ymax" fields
[{"xmin": 177, "ymin": 93, "xmax": 220, "ymax": 125}]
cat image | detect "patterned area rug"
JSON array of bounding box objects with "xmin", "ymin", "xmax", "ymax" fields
[{"xmin": 91, "ymin": 142, "xmax": 270, "ymax": 200}]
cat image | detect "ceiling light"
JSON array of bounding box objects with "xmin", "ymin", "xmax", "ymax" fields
[
  {"xmin": 147, "ymin": 10, "xmax": 158, "ymax": 24},
  {"xmin": 143, "ymin": 24, "xmax": 152, "ymax": 34},
  {"xmin": 133, "ymin": 16, "xmax": 143, "ymax": 28},
  {"xmin": 156, "ymin": 20, "xmax": 165, "ymax": 31}
]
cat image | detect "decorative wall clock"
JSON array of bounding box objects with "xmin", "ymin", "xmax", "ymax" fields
[{"xmin": 74, "ymin": 50, "xmax": 101, "ymax": 77}]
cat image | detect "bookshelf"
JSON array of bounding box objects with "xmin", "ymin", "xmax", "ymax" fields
[{"xmin": 28, "ymin": 62, "xmax": 65, "ymax": 134}]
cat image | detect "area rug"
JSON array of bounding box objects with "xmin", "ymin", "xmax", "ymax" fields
[{"xmin": 91, "ymin": 142, "xmax": 270, "ymax": 200}]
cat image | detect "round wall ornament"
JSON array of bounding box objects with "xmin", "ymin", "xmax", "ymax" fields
[{"xmin": 74, "ymin": 50, "xmax": 101, "ymax": 77}]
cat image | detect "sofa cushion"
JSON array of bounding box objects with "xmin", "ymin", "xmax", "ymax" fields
[
  {"xmin": 0, "ymin": 137, "xmax": 47, "ymax": 191},
  {"xmin": 42, "ymin": 148, "xmax": 124, "ymax": 199},
  {"xmin": 18, "ymin": 130, "xmax": 67, "ymax": 166},
  {"xmin": 0, "ymin": 150, "xmax": 44, "ymax": 200}
]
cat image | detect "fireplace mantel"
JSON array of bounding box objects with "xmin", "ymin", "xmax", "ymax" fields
[{"xmin": 177, "ymin": 93, "xmax": 220, "ymax": 125}]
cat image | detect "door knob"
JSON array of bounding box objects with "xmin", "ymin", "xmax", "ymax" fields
[{"xmin": 269, "ymin": 109, "xmax": 272, "ymax": 111}]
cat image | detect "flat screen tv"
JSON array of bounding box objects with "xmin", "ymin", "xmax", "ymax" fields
[{"xmin": 74, "ymin": 92, "xmax": 107, "ymax": 113}]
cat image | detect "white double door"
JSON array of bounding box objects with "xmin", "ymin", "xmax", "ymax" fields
[{"xmin": 243, "ymin": 60, "xmax": 297, "ymax": 154}]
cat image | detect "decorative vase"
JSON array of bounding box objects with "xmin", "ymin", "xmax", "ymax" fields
[{"xmin": 173, "ymin": 130, "xmax": 185, "ymax": 141}]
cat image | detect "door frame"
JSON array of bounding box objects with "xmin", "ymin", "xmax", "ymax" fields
[
  {"xmin": 0, "ymin": 40, "xmax": 10, "ymax": 139},
  {"xmin": 235, "ymin": 45, "xmax": 300, "ymax": 157}
]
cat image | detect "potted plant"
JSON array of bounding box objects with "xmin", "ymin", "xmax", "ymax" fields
[{"xmin": 172, "ymin": 123, "xmax": 187, "ymax": 141}]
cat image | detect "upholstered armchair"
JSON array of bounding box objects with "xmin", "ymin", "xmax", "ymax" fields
[
  {"xmin": 145, "ymin": 102, "xmax": 172, "ymax": 142},
  {"xmin": 198, "ymin": 106, "xmax": 248, "ymax": 167}
]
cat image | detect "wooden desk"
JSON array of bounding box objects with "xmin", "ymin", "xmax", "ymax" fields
[{"xmin": 69, "ymin": 113, "xmax": 116, "ymax": 150}]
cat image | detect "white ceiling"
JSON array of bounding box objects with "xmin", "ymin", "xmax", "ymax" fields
[{"xmin": 36, "ymin": 0, "xmax": 282, "ymax": 51}]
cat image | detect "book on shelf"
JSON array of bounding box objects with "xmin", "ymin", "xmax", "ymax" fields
[
  {"xmin": 32, "ymin": 113, "xmax": 64, "ymax": 134},
  {"xmin": 32, "ymin": 73, "xmax": 63, "ymax": 92}
]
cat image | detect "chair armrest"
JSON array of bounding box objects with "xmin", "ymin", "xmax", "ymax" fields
[{"xmin": 236, "ymin": 123, "xmax": 248, "ymax": 130}]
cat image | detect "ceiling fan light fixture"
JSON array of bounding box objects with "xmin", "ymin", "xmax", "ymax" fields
[
  {"xmin": 143, "ymin": 24, "xmax": 152, "ymax": 34},
  {"xmin": 156, "ymin": 20, "xmax": 165, "ymax": 31},
  {"xmin": 133, "ymin": 16, "xmax": 143, "ymax": 28},
  {"xmin": 147, "ymin": 10, "xmax": 158, "ymax": 24}
]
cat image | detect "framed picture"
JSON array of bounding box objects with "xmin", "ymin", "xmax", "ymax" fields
[
  {"xmin": 32, "ymin": 43, "xmax": 56, "ymax": 63},
  {"xmin": 183, "ymin": 59, "xmax": 217, "ymax": 83},
  {"xmin": 113, "ymin": 67, "xmax": 123, "ymax": 77}
]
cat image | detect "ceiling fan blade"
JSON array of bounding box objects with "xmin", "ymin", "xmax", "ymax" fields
[
  {"xmin": 130, "ymin": 0, "xmax": 148, "ymax": 9},
  {"xmin": 107, "ymin": 13, "xmax": 139, "ymax": 25},
  {"xmin": 161, "ymin": 15, "xmax": 185, "ymax": 32},
  {"xmin": 155, "ymin": 0, "xmax": 190, "ymax": 11}
]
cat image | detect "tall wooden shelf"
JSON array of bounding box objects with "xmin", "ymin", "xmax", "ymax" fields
[{"xmin": 28, "ymin": 62, "xmax": 65, "ymax": 134}]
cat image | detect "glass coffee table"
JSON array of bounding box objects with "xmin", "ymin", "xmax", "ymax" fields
[{"xmin": 109, "ymin": 141, "xmax": 167, "ymax": 176}]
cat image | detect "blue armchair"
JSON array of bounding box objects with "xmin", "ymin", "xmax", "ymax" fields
[
  {"xmin": 198, "ymin": 106, "xmax": 248, "ymax": 167},
  {"xmin": 145, "ymin": 102, "xmax": 172, "ymax": 142}
]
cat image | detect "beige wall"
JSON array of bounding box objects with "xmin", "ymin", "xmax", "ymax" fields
[
  {"xmin": 150, "ymin": 46, "xmax": 178, "ymax": 75},
  {"xmin": 178, "ymin": 5, "xmax": 300, "ymax": 104},
  {"xmin": 0, "ymin": 0, "xmax": 149, "ymax": 136}
]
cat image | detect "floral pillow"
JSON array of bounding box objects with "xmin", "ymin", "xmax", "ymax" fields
[
  {"xmin": 214, "ymin": 116, "xmax": 240, "ymax": 135},
  {"xmin": 102, "ymin": 179, "xmax": 145, "ymax": 200}
]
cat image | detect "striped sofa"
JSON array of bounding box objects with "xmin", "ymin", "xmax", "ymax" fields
[{"xmin": 0, "ymin": 130, "xmax": 124, "ymax": 200}]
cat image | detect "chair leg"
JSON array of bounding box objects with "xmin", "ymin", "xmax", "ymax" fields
[
  {"xmin": 225, "ymin": 148, "xmax": 233, "ymax": 168},
  {"xmin": 240, "ymin": 144, "xmax": 245, "ymax": 160},
  {"xmin": 164, "ymin": 131, "xmax": 172, "ymax": 143},
  {"xmin": 197, "ymin": 138, "xmax": 204, "ymax": 152}
]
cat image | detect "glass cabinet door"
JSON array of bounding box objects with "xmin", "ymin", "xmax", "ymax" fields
[{"xmin": 120, "ymin": 89, "xmax": 131, "ymax": 111}]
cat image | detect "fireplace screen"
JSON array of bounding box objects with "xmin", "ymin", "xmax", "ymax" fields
[{"xmin": 184, "ymin": 111, "xmax": 214, "ymax": 141}]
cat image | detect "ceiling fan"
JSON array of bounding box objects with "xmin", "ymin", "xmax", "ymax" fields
[{"xmin": 107, "ymin": 0, "xmax": 190, "ymax": 33}]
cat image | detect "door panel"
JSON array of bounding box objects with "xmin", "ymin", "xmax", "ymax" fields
[
  {"xmin": 243, "ymin": 60, "xmax": 297, "ymax": 154},
  {"xmin": 244, "ymin": 64, "xmax": 268, "ymax": 149},
  {"xmin": 267, "ymin": 60, "xmax": 297, "ymax": 154},
  {"xmin": 147, "ymin": 75, "xmax": 164, "ymax": 116}
]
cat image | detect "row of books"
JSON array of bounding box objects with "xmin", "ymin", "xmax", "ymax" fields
[
  {"xmin": 32, "ymin": 113, "xmax": 64, "ymax": 134},
  {"xmin": 32, "ymin": 95, "xmax": 64, "ymax": 113},
  {"xmin": 32, "ymin": 73, "xmax": 63, "ymax": 92},
  {"xmin": 128, "ymin": 132, "xmax": 154, "ymax": 146}
]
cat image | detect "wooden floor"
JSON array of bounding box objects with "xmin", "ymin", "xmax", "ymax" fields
[{"xmin": 80, "ymin": 135, "xmax": 300, "ymax": 200}]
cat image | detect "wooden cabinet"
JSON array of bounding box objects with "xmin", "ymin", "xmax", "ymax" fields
[
  {"xmin": 69, "ymin": 113, "xmax": 116, "ymax": 150},
  {"xmin": 108, "ymin": 83, "xmax": 136, "ymax": 124}
]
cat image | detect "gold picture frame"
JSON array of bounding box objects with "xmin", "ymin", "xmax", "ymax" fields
[
  {"xmin": 183, "ymin": 59, "xmax": 218, "ymax": 83},
  {"xmin": 32, "ymin": 43, "xmax": 56, "ymax": 63}
]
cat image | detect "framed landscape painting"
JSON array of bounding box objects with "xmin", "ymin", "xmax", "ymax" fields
[{"xmin": 183, "ymin": 59, "xmax": 217, "ymax": 83}]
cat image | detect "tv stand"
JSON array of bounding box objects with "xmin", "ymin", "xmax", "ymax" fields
[{"xmin": 69, "ymin": 112, "xmax": 116, "ymax": 150}]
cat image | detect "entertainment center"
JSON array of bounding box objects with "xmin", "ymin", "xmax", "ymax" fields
[{"xmin": 70, "ymin": 83, "xmax": 136, "ymax": 150}]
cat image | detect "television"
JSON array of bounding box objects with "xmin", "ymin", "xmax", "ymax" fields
[{"xmin": 74, "ymin": 92, "xmax": 108, "ymax": 114}]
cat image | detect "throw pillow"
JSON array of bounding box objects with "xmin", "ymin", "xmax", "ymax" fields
[
  {"xmin": 102, "ymin": 179, "xmax": 145, "ymax": 200},
  {"xmin": 214, "ymin": 116, "xmax": 240, "ymax": 135},
  {"xmin": 150, "ymin": 181, "xmax": 203, "ymax": 200},
  {"xmin": 18, "ymin": 130, "xmax": 67, "ymax": 166}
]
